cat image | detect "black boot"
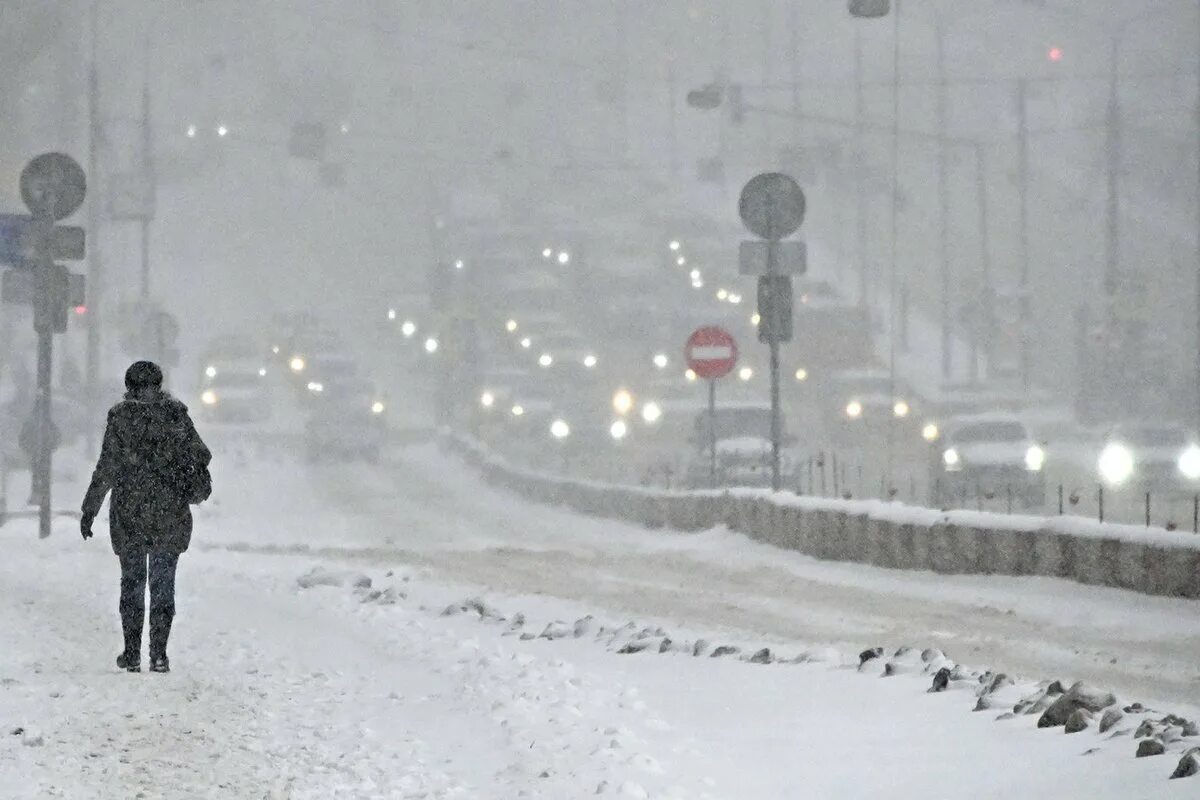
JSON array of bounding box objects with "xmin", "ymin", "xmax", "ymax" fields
[
  {"xmin": 116, "ymin": 651, "xmax": 140, "ymax": 673},
  {"xmin": 149, "ymin": 655, "xmax": 170, "ymax": 673}
]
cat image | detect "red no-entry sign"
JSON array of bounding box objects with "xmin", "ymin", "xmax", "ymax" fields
[{"xmin": 685, "ymin": 326, "xmax": 737, "ymax": 380}]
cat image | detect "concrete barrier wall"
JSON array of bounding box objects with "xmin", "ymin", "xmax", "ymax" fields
[{"xmin": 449, "ymin": 438, "xmax": 1200, "ymax": 600}]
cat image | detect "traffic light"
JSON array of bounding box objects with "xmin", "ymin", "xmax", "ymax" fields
[{"xmin": 757, "ymin": 275, "xmax": 793, "ymax": 343}]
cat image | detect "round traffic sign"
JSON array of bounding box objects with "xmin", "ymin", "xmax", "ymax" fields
[
  {"xmin": 686, "ymin": 326, "xmax": 738, "ymax": 380},
  {"xmin": 20, "ymin": 153, "xmax": 86, "ymax": 221},
  {"xmin": 738, "ymin": 172, "xmax": 805, "ymax": 240}
]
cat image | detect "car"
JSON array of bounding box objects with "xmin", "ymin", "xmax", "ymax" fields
[
  {"xmin": 198, "ymin": 337, "xmax": 271, "ymax": 423},
  {"xmin": 684, "ymin": 402, "xmax": 796, "ymax": 488},
  {"xmin": 1097, "ymin": 422, "xmax": 1200, "ymax": 493},
  {"xmin": 929, "ymin": 413, "xmax": 1046, "ymax": 508},
  {"xmin": 199, "ymin": 365, "xmax": 271, "ymax": 423},
  {"xmin": 304, "ymin": 378, "xmax": 387, "ymax": 462},
  {"xmin": 296, "ymin": 353, "xmax": 359, "ymax": 400},
  {"xmin": 823, "ymin": 369, "xmax": 915, "ymax": 437}
]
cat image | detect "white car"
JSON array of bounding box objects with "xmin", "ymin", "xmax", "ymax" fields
[
  {"xmin": 930, "ymin": 414, "xmax": 1046, "ymax": 508},
  {"xmin": 1097, "ymin": 423, "xmax": 1200, "ymax": 492}
]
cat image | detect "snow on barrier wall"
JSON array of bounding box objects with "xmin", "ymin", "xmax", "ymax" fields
[{"xmin": 447, "ymin": 437, "xmax": 1200, "ymax": 600}]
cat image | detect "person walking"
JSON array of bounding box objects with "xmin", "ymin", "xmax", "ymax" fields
[{"xmin": 81, "ymin": 361, "xmax": 212, "ymax": 673}]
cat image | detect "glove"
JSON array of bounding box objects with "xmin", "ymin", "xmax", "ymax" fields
[{"xmin": 80, "ymin": 515, "xmax": 93, "ymax": 541}]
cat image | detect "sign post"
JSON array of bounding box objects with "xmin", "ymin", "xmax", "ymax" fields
[
  {"xmin": 686, "ymin": 326, "xmax": 738, "ymax": 488},
  {"xmin": 9, "ymin": 154, "xmax": 87, "ymax": 538},
  {"xmin": 738, "ymin": 172, "xmax": 806, "ymax": 491}
]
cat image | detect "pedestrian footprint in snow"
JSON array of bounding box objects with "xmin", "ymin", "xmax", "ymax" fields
[{"xmin": 81, "ymin": 361, "xmax": 212, "ymax": 674}]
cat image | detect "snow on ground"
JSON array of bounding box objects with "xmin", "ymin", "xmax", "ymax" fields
[{"xmin": 2, "ymin": 435, "xmax": 1198, "ymax": 797}]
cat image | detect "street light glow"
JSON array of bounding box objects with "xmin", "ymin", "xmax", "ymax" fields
[
  {"xmin": 583, "ymin": 354, "xmax": 598, "ymax": 368},
  {"xmin": 505, "ymin": 319, "xmax": 518, "ymax": 332},
  {"xmin": 668, "ymin": 240, "xmax": 680, "ymax": 251},
  {"xmin": 652, "ymin": 353, "xmax": 668, "ymax": 369},
  {"xmin": 794, "ymin": 368, "xmax": 808, "ymax": 381},
  {"xmin": 186, "ymin": 124, "xmax": 197, "ymax": 138},
  {"xmin": 738, "ymin": 367, "xmax": 753, "ymax": 381},
  {"xmin": 289, "ymin": 356, "xmax": 306, "ymax": 373},
  {"xmin": 424, "ymin": 337, "xmax": 439, "ymax": 354},
  {"xmin": 716, "ymin": 288, "xmax": 728, "ymax": 301},
  {"xmin": 689, "ymin": 269, "xmax": 701, "ymax": 281},
  {"xmin": 542, "ymin": 247, "xmax": 553, "ymax": 258},
  {"xmin": 685, "ymin": 369, "xmax": 697, "ymax": 382},
  {"xmin": 538, "ymin": 353, "xmax": 553, "ymax": 367},
  {"xmin": 520, "ymin": 337, "xmax": 532, "ymax": 349},
  {"xmin": 401, "ymin": 321, "xmax": 417, "ymax": 338},
  {"xmin": 216, "ymin": 124, "xmax": 228, "ymax": 137},
  {"xmin": 641, "ymin": 402, "xmax": 663, "ymax": 424},
  {"xmin": 610, "ymin": 420, "xmax": 628, "ymax": 440},
  {"xmin": 387, "ymin": 308, "xmax": 397, "ymax": 321},
  {"xmin": 481, "ymin": 391, "xmax": 495, "ymax": 408},
  {"xmin": 205, "ymin": 365, "xmax": 217, "ymax": 378},
  {"xmin": 676, "ymin": 256, "xmax": 686, "ymax": 266},
  {"xmin": 557, "ymin": 251, "xmax": 570, "ymax": 265},
  {"xmin": 511, "ymin": 404, "xmax": 525, "ymax": 417},
  {"xmin": 454, "ymin": 259, "xmax": 464, "ymax": 270},
  {"xmin": 550, "ymin": 419, "xmax": 570, "ymax": 439}
]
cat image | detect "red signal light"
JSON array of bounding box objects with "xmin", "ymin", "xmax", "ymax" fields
[
  {"xmin": 1048, "ymin": 46, "xmax": 1063, "ymax": 62},
  {"xmin": 73, "ymin": 305, "xmax": 87, "ymax": 315}
]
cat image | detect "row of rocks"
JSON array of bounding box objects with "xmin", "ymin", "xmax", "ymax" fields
[{"xmin": 436, "ymin": 592, "xmax": 1200, "ymax": 782}]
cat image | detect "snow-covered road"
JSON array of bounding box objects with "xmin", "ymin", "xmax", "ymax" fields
[
  {"xmin": 291, "ymin": 444, "xmax": 1200, "ymax": 712},
  {"xmin": 2, "ymin": 439, "xmax": 1198, "ymax": 797}
]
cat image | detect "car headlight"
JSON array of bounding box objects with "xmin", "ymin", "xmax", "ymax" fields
[
  {"xmin": 845, "ymin": 400, "xmax": 863, "ymax": 419},
  {"xmin": 942, "ymin": 448, "xmax": 961, "ymax": 470},
  {"xmin": 641, "ymin": 401, "xmax": 662, "ymax": 425},
  {"xmin": 893, "ymin": 400, "xmax": 909, "ymax": 418},
  {"xmin": 290, "ymin": 356, "xmax": 306, "ymax": 373},
  {"xmin": 613, "ymin": 389, "xmax": 634, "ymax": 416},
  {"xmin": 306, "ymin": 381, "xmax": 324, "ymax": 393},
  {"xmin": 201, "ymin": 389, "xmax": 218, "ymax": 406},
  {"xmin": 1179, "ymin": 446, "xmax": 1200, "ymax": 479},
  {"xmin": 922, "ymin": 423, "xmax": 939, "ymax": 442},
  {"xmin": 371, "ymin": 401, "xmax": 385, "ymax": 415},
  {"xmin": 1024, "ymin": 445, "xmax": 1045, "ymax": 472},
  {"xmin": 1098, "ymin": 443, "xmax": 1134, "ymax": 486}
]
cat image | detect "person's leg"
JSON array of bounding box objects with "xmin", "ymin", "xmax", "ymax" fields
[
  {"xmin": 117, "ymin": 548, "xmax": 148, "ymax": 662},
  {"xmin": 147, "ymin": 551, "xmax": 179, "ymax": 662}
]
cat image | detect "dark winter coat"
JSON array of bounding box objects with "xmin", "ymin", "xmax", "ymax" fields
[{"xmin": 82, "ymin": 391, "xmax": 211, "ymax": 555}]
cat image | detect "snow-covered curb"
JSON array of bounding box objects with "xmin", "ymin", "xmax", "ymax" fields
[{"xmin": 447, "ymin": 436, "xmax": 1200, "ymax": 600}]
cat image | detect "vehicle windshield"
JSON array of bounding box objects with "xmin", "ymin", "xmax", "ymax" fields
[
  {"xmin": 951, "ymin": 421, "xmax": 1027, "ymax": 443},
  {"xmin": 837, "ymin": 375, "xmax": 893, "ymax": 396},
  {"xmin": 310, "ymin": 359, "xmax": 357, "ymax": 379},
  {"xmin": 696, "ymin": 408, "xmax": 777, "ymax": 441},
  {"xmin": 210, "ymin": 372, "xmax": 262, "ymax": 388},
  {"xmin": 1119, "ymin": 425, "xmax": 1188, "ymax": 447}
]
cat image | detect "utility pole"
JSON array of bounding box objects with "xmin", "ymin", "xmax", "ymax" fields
[
  {"xmin": 1103, "ymin": 37, "xmax": 1121, "ymax": 409},
  {"xmin": 855, "ymin": 27, "xmax": 869, "ymax": 309},
  {"xmin": 936, "ymin": 24, "xmax": 951, "ymax": 379},
  {"xmin": 974, "ymin": 143, "xmax": 993, "ymax": 383},
  {"xmin": 1195, "ymin": 5, "xmax": 1200, "ymax": 432},
  {"xmin": 85, "ymin": 0, "xmax": 103, "ymax": 451},
  {"xmin": 1104, "ymin": 39, "xmax": 1121, "ymax": 299},
  {"xmin": 667, "ymin": 58, "xmax": 680, "ymax": 180},
  {"xmin": 139, "ymin": 38, "xmax": 154, "ymax": 299},
  {"xmin": 1016, "ymin": 78, "xmax": 1031, "ymax": 390}
]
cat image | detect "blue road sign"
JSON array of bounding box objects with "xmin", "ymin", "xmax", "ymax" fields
[
  {"xmin": 0, "ymin": 213, "xmax": 84, "ymax": 266},
  {"xmin": 0, "ymin": 214, "xmax": 33, "ymax": 265}
]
